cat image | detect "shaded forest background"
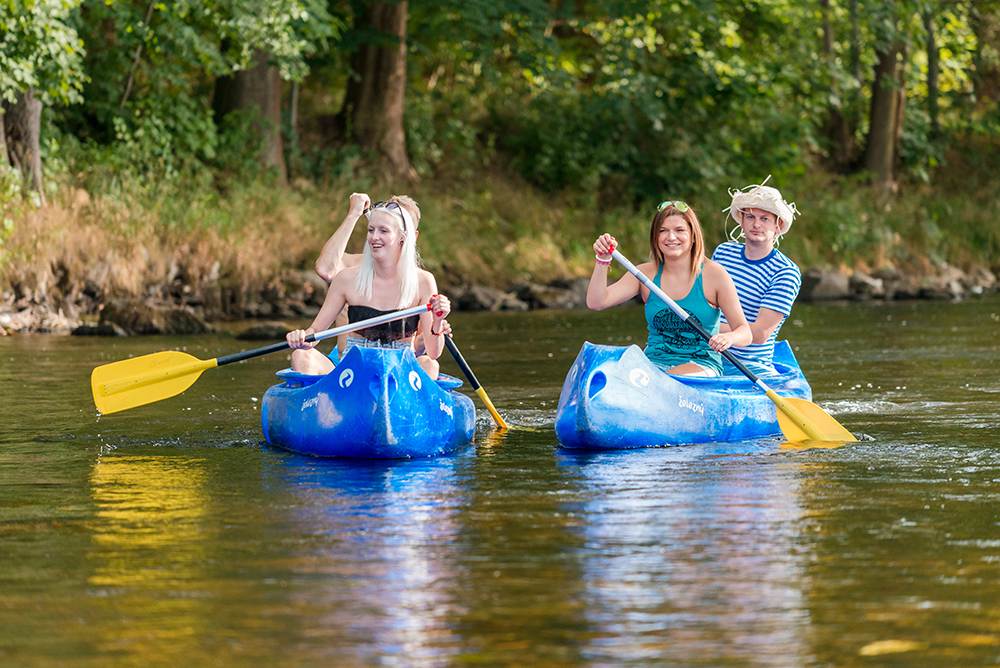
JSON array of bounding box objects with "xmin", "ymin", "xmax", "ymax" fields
[{"xmin": 1, "ymin": 0, "xmax": 999, "ymax": 326}]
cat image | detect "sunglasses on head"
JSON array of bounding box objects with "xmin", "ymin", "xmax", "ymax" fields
[
  {"xmin": 657, "ymin": 200, "xmax": 689, "ymax": 213},
  {"xmin": 364, "ymin": 200, "xmax": 407, "ymax": 231}
]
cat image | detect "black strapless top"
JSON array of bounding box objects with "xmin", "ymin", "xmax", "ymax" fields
[{"xmin": 347, "ymin": 305, "xmax": 421, "ymax": 343}]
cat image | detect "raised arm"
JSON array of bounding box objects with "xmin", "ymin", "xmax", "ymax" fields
[
  {"xmin": 586, "ymin": 233, "xmax": 642, "ymax": 310},
  {"xmin": 314, "ymin": 192, "xmax": 370, "ymax": 283}
]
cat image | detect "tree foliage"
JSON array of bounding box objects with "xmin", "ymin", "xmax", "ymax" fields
[
  {"xmin": 0, "ymin": 0, "xmax": 85, "ymax": 105},
  {"xmin": 57, "ymin": 0, "xmax": 339, "ymax": 176},
  {"xmin": 0, "ymin": 0, "xmax": 996, "ymax": 195}
]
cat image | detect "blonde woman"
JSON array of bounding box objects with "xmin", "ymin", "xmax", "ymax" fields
[
  {"xmin": 586, "ymin": 201, "xmax": 751, "ymax": 376},
  {"xmin": 287, "ymin": 196, "xmax": 450, "ymax": 380}
]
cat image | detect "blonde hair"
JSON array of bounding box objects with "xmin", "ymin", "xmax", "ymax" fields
[
  {"xmin": 649, "ymin": 204, "xmax": 705, "ymax": 280},
  {"xmin": 389, "ymin": 194, "xmax": 421, "ymax": 228},
  {"xmin": 355, "ymin": 195, "xmax": 422, "ymax": 308}
]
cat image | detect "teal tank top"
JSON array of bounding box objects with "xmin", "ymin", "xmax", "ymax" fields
[{"xmin": 643, "ymin": 263, "xmax": 723, "ymax": 374}]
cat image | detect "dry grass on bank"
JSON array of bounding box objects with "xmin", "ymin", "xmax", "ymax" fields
[
  {"xmin": 2, "ymin": 155, "xmax": 997, "ymax": 319},
  {"xmin": 0, "ymin": 183, "xmax": 330, "ymax": 309},
  {"xmin": 0, "ymin": 169, "xmax": 606, "ymax": 315}
]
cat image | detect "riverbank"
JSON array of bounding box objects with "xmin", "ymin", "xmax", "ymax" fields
[{"xmin": 2, "ymin": 158, "xmax": 998, "ymax": 335}]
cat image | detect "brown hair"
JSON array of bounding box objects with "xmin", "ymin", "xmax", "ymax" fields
[
  {"xmin": 388, "ymin": 195, "xmax": 421, "ymax": 229},
  {"xmin": 649, "ymin": 204, "xmax": 705, "ymax": 280}
]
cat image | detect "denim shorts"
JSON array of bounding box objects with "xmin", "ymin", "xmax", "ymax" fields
[{"xmin": 327, "ymin": 336, "xmax": 413, "ymax": 362}]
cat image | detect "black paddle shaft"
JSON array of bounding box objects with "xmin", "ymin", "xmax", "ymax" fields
[
  {"xmin": 216, "ymin": 340, "xmax": 295, "ymax": 367},
  {"xmin": 676, "ymin": 314, "xmax": 761, "ymax": 384},
  {"xmin": 443, "ymin": 336, "xmax": 482, "ymax": 391}
]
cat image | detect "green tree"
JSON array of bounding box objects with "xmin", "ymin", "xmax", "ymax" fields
[
  {"xmin": 69, "ymin": 0, "xmax": 337, "ymax": 180},
  {"xmin": 0, "ymin": 0, "xmax": 85, "ymax": 200},
  {"xmin": 336, "ymin": 0, "xmax": 417, "ymax": 180}
]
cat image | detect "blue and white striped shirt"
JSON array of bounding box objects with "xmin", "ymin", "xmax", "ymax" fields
[{"xmin": 711, "ymin": 242, "xmax": 801, "ymax": 375}]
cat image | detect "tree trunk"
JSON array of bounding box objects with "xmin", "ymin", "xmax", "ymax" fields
[
  {"xmin": 893, "ymin": 43, "xmax": 908, "ymax": 154},
  {"xmin": 4, "ymin": 89, "xmax": 46, "ymax": 203},
  {"xmin": 213, "ymin": 50, "xmax": 287, "ymax": 183},
  {"xmin": 120, "ymin": 0, "xmax": 156, "ymax": 109},
  {"xmin": 849, "ymin": 0, "xmax": 861, "ymax": 83},
  {"xmin": 339, "ymin": 0, "xmax": 416, "ymax": 180},
  {"xmin": 923, "ymin": 8, "xmax": 940, "ymax": 138},
  {"xmin": 821, "ymin": 0, "xmax": 855, "ymax": 169},
  {"xmin": 864, "ymin": 42, "xmax": 904, "ymax": 189},
  {"xmin": 286, "ymin": 80, "xmax": 300, "ymax": 179},
  {"xmin": 0, "ymin": 108, "xmax": 8, "ymax": 168},
  {"xmin": 971, "ymin": 2, "xmax": 1000, "ymax": 112}
]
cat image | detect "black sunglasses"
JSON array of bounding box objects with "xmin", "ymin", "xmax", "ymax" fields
[{"xmin": 364, "ymin": 201, "xmax": 407, "ymax": 232}]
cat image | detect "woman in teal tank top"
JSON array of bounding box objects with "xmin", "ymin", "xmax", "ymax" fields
[
  {"xmin": 644, "ymin": 262, "xmax": 724, "ymax": 374},
  {"xmin": 586, "ymin": 201, "xmax": 752, "ymax": 376}
]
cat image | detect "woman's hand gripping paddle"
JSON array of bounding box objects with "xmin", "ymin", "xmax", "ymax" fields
[
  {"xmin": 443, "ymin": 335, "xmax": 509, "ymax": 431},
  {"xmin": 91, "ymin": 303, "xmax": 432, "ymax": 415},
  {"xmin": 611, "ymin": 249, "xmax": 856, "ymax": 443}
]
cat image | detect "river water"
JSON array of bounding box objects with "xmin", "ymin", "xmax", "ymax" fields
[{"xmin": 1, "ymin": 297, "xmax": 998, "ymax": 666}]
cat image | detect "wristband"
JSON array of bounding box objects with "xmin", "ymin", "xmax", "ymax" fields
[
  {"xmin": 431, "ymin": 325, "xmax": 444, "ymax": 336},
  {"xmin": 595, "ymin": 254, "xmax": 612, "ymax": 265}
]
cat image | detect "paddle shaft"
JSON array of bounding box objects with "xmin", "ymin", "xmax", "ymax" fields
[
  {"xmin": 611, "ymin": 249, "xmax": 766, "ymax": 386},
  {"xmin": 215, "ymin": 303, "xmax": 431, "ymax": 367},
  {"xmin": 443, "ymin": 336, "xmax": 481, "ymax": 390},
  {"xmin": 92, "ymin": 303, "xmax": 436, "ymax": 414},
  {"xmin": 444, "ymin": 335, "xmax": 509, "ymax": 430}
]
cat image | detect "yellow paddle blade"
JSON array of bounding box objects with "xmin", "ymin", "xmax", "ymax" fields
[
  {"xmin": 91, "ymin": 351, "xmax": 217, "ymax": 415},
  {"xmin": 766, "ymin": 391, "xmax": 857, "ymax": 443},
  {"xmin": 474, "ymin": 386, "xmax": 509, "ymax": 432}
]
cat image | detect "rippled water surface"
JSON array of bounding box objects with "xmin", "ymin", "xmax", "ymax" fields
[{"xmin": 1, "ymin": 297, "xmax": 998, "ymax": 666}]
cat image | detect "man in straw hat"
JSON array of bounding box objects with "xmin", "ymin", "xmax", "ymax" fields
[{"xmin": 711, "ymin": 178, "xmax": 802, "ymax": 375}]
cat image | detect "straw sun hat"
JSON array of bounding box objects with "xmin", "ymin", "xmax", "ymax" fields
[{"xmin": 725, "ymin": 176, "xmax": 799, "ymax": 236}]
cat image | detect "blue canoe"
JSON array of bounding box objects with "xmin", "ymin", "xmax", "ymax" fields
[
  {"xmin": 555, "ymin": 340, "xmax": 812, "ymax": 449},
  {"xmin": 261, "ymin": 346, "xmax": 475, "ymax": 458}
]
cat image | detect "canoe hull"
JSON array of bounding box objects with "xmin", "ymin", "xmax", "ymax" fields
[
  {"xmin": 261, "ymin": 346, "xmax": 475, "ymax": 458},
  {"xmin": 555, "ymin": 341, "xmax": 812, "ymax": 449}
]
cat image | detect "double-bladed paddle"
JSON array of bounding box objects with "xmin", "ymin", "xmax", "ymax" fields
[
  {"xmin": 611, "ymin": 249, "xmax": 856, "ymax": 443},
  {"xmin": 91, "ymin": 303, "xmax": 432, "ymax": 415}
]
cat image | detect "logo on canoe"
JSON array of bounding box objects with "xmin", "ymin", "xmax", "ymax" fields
[
  {"xmin": 338, "ymin": 368, "xmax": 354, "ymax": 388},
  {"xmin": 409, "ymin": 370, "xmax": 422, "ymax": 391},
  {"xmin": 678, "ymin": 397, "xmax": 704, "ymax": 416},
  {"xmin": 628, "ymin": 368, "xmax": 650, "ymax": 388}
]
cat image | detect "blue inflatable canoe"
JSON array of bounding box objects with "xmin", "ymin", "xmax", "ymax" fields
[
  {"xmin": 261, "ymin": 346, "xmax": 476, "ymax": 458},
  {"xmin": 555, "ymin": 340, "xmax": 812, "ymax": 449}
]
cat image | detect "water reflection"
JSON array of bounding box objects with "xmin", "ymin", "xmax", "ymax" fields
[
  {"xmin": 260, "ymin": 450, "xmax": 473, "ymax": 664},
  {"xmin": 559, "ymin": 443, "xmax": 813, "ymax": 665},
  {"xmin": 444, "ymin": 438, "xmax": 590, "ymax": 664},
  {"xmin": 88, "ymin": 454, "xmax": 212, "ymax": 661}
]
